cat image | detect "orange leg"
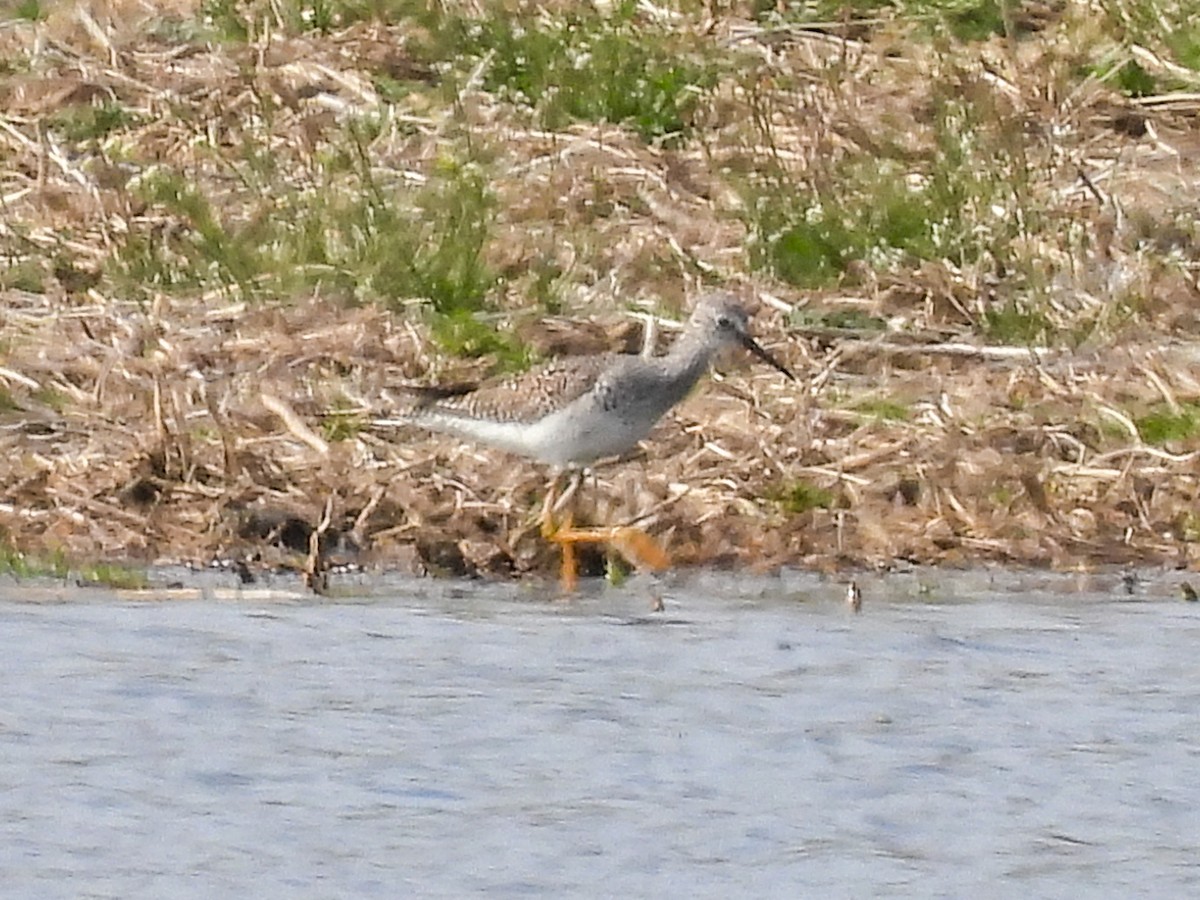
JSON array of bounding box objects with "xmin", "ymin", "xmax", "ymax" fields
[
  {"xmin": 555, "ymin": 509, "xmax": 580, "ymax": 592},
  {"xmin": 539, "ymin": 471, "xmax": 669, "ymax": 590},
  {"xmin": 553, "ymin": 523, "xmax": 670, "ymax": 574},
  {"xmin": 539, "ymin": 472, "xmax": 578, "ymax": 591}
]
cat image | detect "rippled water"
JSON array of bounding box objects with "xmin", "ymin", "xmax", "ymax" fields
[{"xmin": 2, "ymin": 568, "xmax": 1198, "ymax": 897}]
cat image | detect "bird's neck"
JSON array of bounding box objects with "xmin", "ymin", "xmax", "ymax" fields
[{"xmin": 661, "ymin": 329, "xmax": 719, "ymax": 394}]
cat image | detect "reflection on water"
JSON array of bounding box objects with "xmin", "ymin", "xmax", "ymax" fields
[{"xmin": 2, "ymin": 569, "xmax": 1199, "ymax": 896}]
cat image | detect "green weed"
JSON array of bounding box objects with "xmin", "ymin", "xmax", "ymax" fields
[
  {"xmin": 32, "ymin": 387, "xmax": 67, "ymax": 413},
  {"xmin": 321, "ymin": 412, "xmax": 364, "ymax": 443},
  {"xmin": 746, "ymin": 89, "xmax": 1037, "ymax": 296},
  {"xmin": 1103, "ymin": 0, "xmax": 1200, "ymax": 72},
  {"xmin": 943, "ymin": 0, "xmax": 1009, "ymax": 41},
  {"xmin": 6, "ymin": 0, "xmax": 45, "ymax": 22},
  {"xmin": 76, "ymin": 562, "xmax": 150, "ymax": 590},
  {"xmin": 604, "ymin": 553, "xmax": 632, "ymax": 587},
  {"xmin": 118, "ymin": 141, "xmax": 497, "ymax": 306},
  {"xmin": 753, "ymin": 0, "xmax": 891, "ymax": 20},
  {"xmin": 0, "ymin": 537, "xmax": 69, "ymax": 580},
  {"xmin": 0, "ymin": 258, "xmax": 45, "ymax": 293},
  {"xmin": 769, "ymin": 481, "xmax": 837, "ymax": 514},
  {"xmin": 989, "ymin": 484, "xmax": 1016, "ymax": 506},
  {"xmin": 853, "ymin": 398, "xmax": 912, "ymax": 421},
  {"xmin": 1080, "ymin": 0, "xmax": 1200, "ymax": 98},
  {"xmin": 199, "ymin": 0, "xmax": 252, "ymax": 40},
  {"xmin": 1137, "ymin": 402, "xmax": 1200, "ymax": 446},
  {"xmin": 120, "ymin": 169, "xmax": 261, "ymax": 294},
  {"xmin": 49, "ymin": 101, "xmax": 138, "ymax": 144},
  {"xmin": 396, "ymin": 159, "xmax": 497, "ymax": 315},
  {"xmin": 428, "ymin": 311, "xmax": 532, "ymax": 370},
  {"xmin": 115, "ymin": 136, "xmax": 526, "ymax": 364},
  {"xmin": 457, "ymin": 1, "xmax": 718, "ymax": 142},
  {"xmin": 1113, "ymin": 60, "xmax": 1158, "ymax": 95},
  {"xmin": 790, "ymin": 307, "xmax": 889, "ymax": 332},
  {"xmin": 746, "ymin": 157, "xmax": 973, "ymax": 288},
  {"xmin": 982, "ymin": 300, "xmax": 1052, "ymax": 345},
  {"xmin": 200, "ymin": 0, "xmax": 439, "ymax": 38},
  {"xmin": 755, "ymin": 0, "xmax": 1011, "ymax": 40},
  {"xmin": 528, "ymin": 259, "xmax": 566, "ymax": 315},
  {"xmin": 748, "ymin": 192, "xmax": 855, "ymax": 289}
]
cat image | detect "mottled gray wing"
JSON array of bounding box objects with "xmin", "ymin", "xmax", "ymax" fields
[{"xmin": 407, "ymin": 354, "xmax": 619, "ymax": 425}]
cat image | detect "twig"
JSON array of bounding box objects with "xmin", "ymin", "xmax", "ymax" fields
[
  {"xmin": 262, "ymin": 392, "xmax": 331, "ymax": 456},
  {"xmin": 305, "ymin": 495, "xmax": 334, "ymax": 595}
]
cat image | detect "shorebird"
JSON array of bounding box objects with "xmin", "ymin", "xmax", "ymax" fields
[{"xmin": 375, "ymin": 291, "xmax": 794, "ymax": 587}]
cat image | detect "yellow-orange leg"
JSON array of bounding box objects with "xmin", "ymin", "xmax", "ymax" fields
[
  {"xmin": 539, "ymin": 471, "xmax": 574, "ymax": 589},
  {"xmin": 554, "ymin": 522, "xmax": 670, "ymax": 585},
  {"xmin": 539, "ymin": 471, "xmax": 670, "ymax": 590},
  {"xmin": 555, "ymin": 509, "xmax": 581, "ymax": 592}
]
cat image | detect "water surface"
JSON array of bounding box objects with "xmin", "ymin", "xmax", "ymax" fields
[{"xmin": 2, "ymin": 569, "xmax": 1197, "ymax": 897}]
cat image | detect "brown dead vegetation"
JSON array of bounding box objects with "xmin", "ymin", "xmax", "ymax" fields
[{"xmin": 2, "ymin": 2, "xmax": 1200, "ymax": 583}]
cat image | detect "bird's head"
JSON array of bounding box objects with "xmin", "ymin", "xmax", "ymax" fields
[{"xmin": 690, "ymin": 292, "xmax": 795, "ymax": 381}]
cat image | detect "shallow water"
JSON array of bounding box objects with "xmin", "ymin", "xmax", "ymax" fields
[{"xmin": 2, "ymin": 568, "xmax": 1198, "ymax": 897}]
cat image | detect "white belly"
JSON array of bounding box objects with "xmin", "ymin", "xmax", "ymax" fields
[{"xmin": 506, "ymin": 403, "xmax": 656, "ymax": 466}]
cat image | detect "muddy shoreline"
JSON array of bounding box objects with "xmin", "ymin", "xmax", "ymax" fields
[{"xmin": 5, "ymin": 295, "xmax": 1200, "ymax": 583}]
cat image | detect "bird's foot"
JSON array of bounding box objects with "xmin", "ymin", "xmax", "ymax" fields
[
  {"xmin": 549, "ymin": 518, "xmax": 670, "ymax": 592},
  {"xmin": 539, "ymin": 472, "xmax": 668, "ymax": 591}
]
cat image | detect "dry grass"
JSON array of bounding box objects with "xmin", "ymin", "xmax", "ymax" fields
[{"xmin": 2, "ymin": 0, "xmax": 1200, "ymax": 583}]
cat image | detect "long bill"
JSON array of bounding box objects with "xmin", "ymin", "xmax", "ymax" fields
[{"xmin": 740, "ymin": 333, "xmax": 795, "ymax": 381}]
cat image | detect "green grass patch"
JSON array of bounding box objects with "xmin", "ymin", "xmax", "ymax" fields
[
  {"xmin": 200, "ymin": 0, "xmax": 252, "ymax": 40},
  {"xmin": 121, "ymin": 169, "xmax": 261, "ymax": 293},
  {"xmin": 49, "ymin": 101, "xmax": 139, "ymax": 144},
  {"xmin": 201, "ymin": 0, "xmax": 440, "ymax": 38},
  {"xmin": 752, "ymin": 0, "xmax": 893, "ymax": 20},
  {"xmin": 0, "ymin": 537, "xmax": 69, "ymax": 580},
  {"xmin": 285, "ymin": 0, "xmax": 437, "ymax": 34},
  {"xmin": 117, "ymin": 145, "xmax": 495, "ymax": 308},
  {"xmin": 114, "ymin": 134, "xmax": 526, "ymax": 363},
  {"xmin": 1136, "ymin": 402, "xmax": 1200, "ymax": 446},
  {"xmin": 1081, "ymin": 0, "xmax": 1200, "ymax": 98},
  {"xmin": 5, "ymin": 0, "xmax": 45, "ymax": 22},
  {"xmin": 0, "ymin": 534, "xmax": 149, "ymax": 587},
  {"xmin": 321, "ymin": 411, "xmax": 364, "ymax": 442},
  {"xmin": 753, "ymin": 0, "xmax": 1012, "ymax": 41},
  {"xmin": 1104, "ymin": 0, "xmax": 1200, "ymax": 72},
  {"xmin": 790, "ymin": 306, "xmax": 889, "ymax": 332},
  {"xmin": 1113, "ymin": 60, "xmax": 1159, "ymax": 96},
  {"xmin": 0, "ymin": 258, "xmax": 45, "ymax": 293},
  {"xmin": 455, "ymin": 1, "xmax": 718, "ymax": 142},
  {"xmin": 76, "ymin": 562, "xmax": 150, "ymax": 590},
  {"xmin": 942, "ymin": 0, "xmax": 1008, "ymax": 41},
  {"xmin": 746, "ymin": 158, "xmax": 979, "ymax": 288},
  {"xmin": 0, "ymin": 385, "xmax": 65, "ymax": 415},
  {"xmin": 769, "ymin": 480, "xmax": 838, "ymax": 515},
  {"xmin": 852, "ymin": 398, "xmax": 912, "ymax": 421},
  {"xmin": 746, "ymin": 90, "xmax": 1037, "ymax": 290},
  {"xmin": 748, "ymin": 195, "xmax": 856, "ymax": 289},
  {"xmin": 0, "ymin": 386, "xmax": 21, "ymax": 414},
  {"xmin": 982, "ymin": 299, "xmax": 1052, "ymax": 345},
  {"xmin": 428, "ymin": 311, "xmax": 532, "ymax": 369}
]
